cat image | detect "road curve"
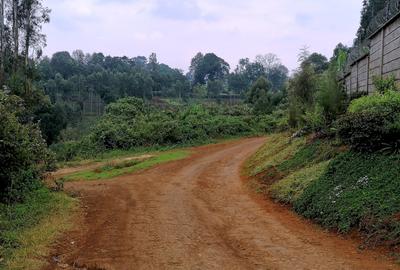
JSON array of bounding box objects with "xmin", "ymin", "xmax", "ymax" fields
[{"xmin": 47, "ymin": 138, "xmax": 398, "ymax": 270}]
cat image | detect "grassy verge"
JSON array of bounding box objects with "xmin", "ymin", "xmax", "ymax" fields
[
  {"xmin": 0, "ymin": 188, "xmax": 77, "ymax": 270},
  {"xmin": 57, "ymin": 136, "xmax": 245, "ymax": 169},
  {"xmin": 294, "ymin": 152, "xmax": 400, "ymax": 246},
  {"xmin": 246, "ymin": 133, "xmax": 400, "ymax": 250},
  {"xmin": 62, "ymin": 150, "xmax": 190, "ymax": 182}
]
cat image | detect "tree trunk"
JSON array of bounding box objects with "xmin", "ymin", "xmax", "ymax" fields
[
  {"xmin": 24, "ymin": 9, "xmax": 31, "ymax": 71},
  {"xmin": 24, "ymin": 2, "xmax": 32, "ymax": 91},
  {"xmin": 0, "ymin": 0, "xmax": 4, "ymax": 86},
  {"xmin": 13, "ymin": 0, "xmax": 19, "ymax": 73}
]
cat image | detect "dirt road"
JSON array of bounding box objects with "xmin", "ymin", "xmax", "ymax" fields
[{"xmin": 47, "ymin": 138, "xmax": 398, "ymax": 270}]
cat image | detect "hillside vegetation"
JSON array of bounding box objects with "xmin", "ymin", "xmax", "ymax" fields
[
  {"xmin": 51, "ymin": 98, "xmax": 287, "ymax": 162},
  {"xmin": 246, "ymin": 132, "xmax": 400, "ymax": 250}
]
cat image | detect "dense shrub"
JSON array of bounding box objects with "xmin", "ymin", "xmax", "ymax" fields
[
  {"xmin": 294, "ymin": 151, "xmax": 400, "ymax": 246},
  {"xmin": 338, "ymin": 91, "xmax": 400, "ymax": 152},
  {"xmin": 0, "ymin": 92, "xmax": 54, "ymax": 202},
  {"xmin": 336, "ymin": 111, "xmax": 399, "ymax": 152},
  {"xmin": 65, "ymin": 97, "xmax": 278, "ymax": 154},
  {"xmin": 348, "ymin": 90, "xmax": 400, "ymax": 114},
  {"xmin": 372, "ymin": 75, "xmax": 398, "ymax": 94}
]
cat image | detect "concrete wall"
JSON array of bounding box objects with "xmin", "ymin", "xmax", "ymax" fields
[{"xmin": 344, "ymin": 15, "xmax": 400, "ymax": 95}]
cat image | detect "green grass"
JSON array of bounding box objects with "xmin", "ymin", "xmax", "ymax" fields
[
  {"xmin": 277, "ymin": 140, "xmax": 338, "ymax": 173},
  {"xmin": 245, "ymin": 133, "xmax": 307, "ymax": 176},
  {"xmin": 0, "ymin": 188, "xmax": 77, "ymax": 270},
  {"xmin": 62, "ymin": 150, "xmax": 190, "ymax": 182},
  {"xmin": 57, "ymin": 144, "xmax": 180, "ymax": 168},
  {"xmin": 270, "ymin": 161, "xmax": 330, "ymax": 204},
  {"xmin": 248, "ymin": 133, "xmax": 400, "ymax": 249},
  {"xmin": 57, "ymin": 136, "xmax": 244, "ymax": 169},
  {"xmin": 294, "ymin": 152, "xmax": 400, "ymax": 245}
]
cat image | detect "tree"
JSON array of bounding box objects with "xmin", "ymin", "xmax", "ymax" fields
[
  {"xmin": 303, "ymin": 53, "xmax": 329, "ymax": 74},
  {"xmin": 12, "ymin": 0, "xmax": 19, "ymax": 72},
  {"xmin": 72, "ymin": 49, "xmax": 85, "ymax": 64},
  {"xmin": 21, "ymin": 0, "xmax": 50, "ymax": 71},
  {"xmin": 229, "ymin": 58, "xmax": 265, "ymax": 94},
  {"xmin": 207, "ymin": 80, "xmax": 225, "ymax": 97},
  {"xmin": 192, "ymin": 53, "xmax": 230, "ymax": 85},
  {"xmin": 188, "ymin": 52, "xmax": 203, "ymax": 83},
  {"xmin": 267, "ymin": 64, "xmax": 289, "ymax": 91},
  {"xmin": 247, "ymin": 76, "xmax": 271, "ymax": 103},
  {"xmin": 0, "ymin": 0, "xmax": 4, "ymax": 85},
  {"xmin": 50, "ymin": 51, "xmax": 76, "ymax": 78},
  {"xmin": 316, "ymin": 69, "xmax": 346, "ymax": 123},
  {"xmin": 192, "ymin": 83, "xmax": 207, "ymax": 98},
  {"xmin": 255, "ymin": 53, "xmax": 281, "ymax": 72},
  {"xmin": 330, "ymin": 43, "xmax": 350, "ymax": 73},
  {"xmin": 247, "ymin": 76, "xmax": 274, "ymax": 114},
  {"xmin": 148, "ymin": 52, "xmax": 158, "ymax": 71},
  {"xmin": 255, "ymin": 54, "xmax": 288, "ymax": 91},
  {"xmin": 357, "ymin": 0, "xmax": 388, "ymax": 41},
  {"xmin": 288, "ymin": 49, "xmax": 318, "ymax": 127}
]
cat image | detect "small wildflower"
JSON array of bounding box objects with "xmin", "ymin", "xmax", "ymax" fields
[{"xmin": 357, "ymin": 176, "xmax": 369, "ymax": 187}]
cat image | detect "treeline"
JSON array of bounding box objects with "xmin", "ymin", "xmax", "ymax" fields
[
  {"xmin": 357, "ymin": 0, "xmax": 389, "ymax": 41},
  {"xmin": 35, "ymin": 50, "xmax": 291, "ymax": 144},
  {"xmin": 39, "ymin": 51, "xmax": 190, "ymax": 103}
]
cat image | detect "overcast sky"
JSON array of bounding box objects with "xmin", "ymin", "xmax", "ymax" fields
[{"xmin": 43, "ymin": 0, "xmax": 363, "ymax": 72}]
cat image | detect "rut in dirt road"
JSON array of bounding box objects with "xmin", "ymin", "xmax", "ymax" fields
[{"xmin": 47, "ymin": 138, "xmax": 398, "ymax": 270}]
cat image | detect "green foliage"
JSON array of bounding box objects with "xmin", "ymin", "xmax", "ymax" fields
[
  {"xmin": 358, "ymin": 0, "xmax": 390, "ymax": 40},
  {"xmin": 246, "ymin": 76, "xmax": 286, "ymax": 115},
  {"xmin": 245, "ymin": 133, "xmax": 307, "ymax": 176},
  {"xmin": 249, "ymin": 133, "xmax": 400, "ymax": 248},
  {"xmin": 337, "ymin": 111, "xmax": 400, "ymax": 153},
  {"xmin": 191, "ymin": 53, "xmax": 230, "ymax": 85},
  {"xmin": 0, "ymin": 92, "xmax": 54, "ymax": 203},
  {"xmin": 295, "ymin": 151, "xmax": 400, "ymax": 246},
  {"xmin": 277, "ymin": 140, "xmax": 337, "ymax": 173},
  {"xmin": 303, "ymin": 53, "xmax": 329, "ymax": 74},
  {"xmin": 316, "ymin": 69, "xmax": 347, "ymax": 123},
  {"xmin": 207, "ymin": 80, "xmax": 225, "ymax": 97},
  {"xmin": 270, "ymin": 161, "xmax": 330, "ymax": 204},
  {"xmin": 348, "ymin": 90, "xmax": 400, "ymax": 114},
  {"xmin": 288, "ymin": 47, "xmax": 347, "ymax": 131},
  {"xmin": 303, "ymin": 106, "xmax": 325, "ymax": 132},
  {"xmin": 372, "ymin": 76, "xmax": 398, "ymax": 94},
  {"xmin": 339, "ymin": 90, "xmax": 400, "ymax": 152},
  {"xmin": 0, "ymin": 188, "xmax": 75, "ymax": 269},
  {"xmin": 288, "ymin": 59, "xmax": 318, "ymax": 127},
  {"xmin": 55, "ymin": 98, "xmax": 287, "ymax": 161},
  {"xmin": 88, "ymin": 98, "xmax": 258, "ymax": 151},
  {"xmin": 192, "ymin": 84, "xmax": 208, "ymax": 98},
  {"xmin": 228, "ymin": 55, "xmax": 289, "ymax": 95}
]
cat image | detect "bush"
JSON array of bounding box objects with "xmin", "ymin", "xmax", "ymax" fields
[
  {"xmin": 348, "ymin": 90, "xmax": 400, "ymax": 114},
  {"xmin": 83, "ymin": 99, "xmax": 268, "ymax": 152},
  {"xmin": 336, "ymin": 111, "xmax": 399, "ymax": 152},
  {"xmin": 338, "ymin": 91, "xmax": 400, "ymax": 152},
  {"xmin": 372, "ymin": 75, "xmax": 398, "ymax": 94},
  {"xmin": 303, "ymin": 105, "xmax": 325, "ymax": 132},
  {"xmin": 0, "ymin": 92, "xmax": 54, "ymax": 202}
]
